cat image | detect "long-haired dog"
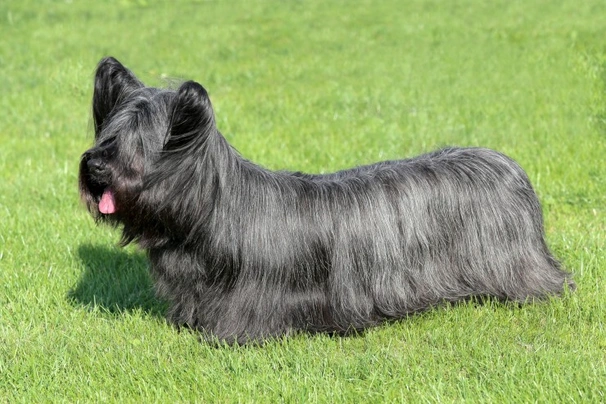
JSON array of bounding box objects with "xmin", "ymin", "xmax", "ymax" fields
[{"xmin": 79, "ymin": 57, "xmax": 573, "ymax": 344}]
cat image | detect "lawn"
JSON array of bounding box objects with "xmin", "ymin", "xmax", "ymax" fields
[{"xmin": 1, "ymin": 0, "xmax": 605, "ymax": 402}]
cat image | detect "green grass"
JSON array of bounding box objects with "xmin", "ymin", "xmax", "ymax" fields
[{"xmin": 1, "ymin": 0, "xmax": 605, "ymax": 401}]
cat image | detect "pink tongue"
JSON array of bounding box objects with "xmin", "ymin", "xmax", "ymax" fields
[{"xmin": 99, "ymin": 189, "xmax": 116, "ymax": 214}]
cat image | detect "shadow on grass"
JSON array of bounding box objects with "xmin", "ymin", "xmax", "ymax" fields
[{"xmin": 68, "ymin": 244, "xmax": 167, "ymax": 317}]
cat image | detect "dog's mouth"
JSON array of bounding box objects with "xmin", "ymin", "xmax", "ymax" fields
[
  {"xmin": 79, "ymin": 158, "xmax": 118, "ymax": 216},
  {"xmin": 99, "ymin": 188, "xmax": 117, "ymax": 214}
]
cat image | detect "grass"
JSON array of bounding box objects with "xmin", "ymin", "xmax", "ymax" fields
[{"xmin": 1, "ymin": 0, "xmax": 605, "ymax": 401}]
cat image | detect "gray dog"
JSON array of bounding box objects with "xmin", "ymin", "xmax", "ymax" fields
[{"xmin": 79, "ymin": 57, "xmax": 574, "ymax": 344}]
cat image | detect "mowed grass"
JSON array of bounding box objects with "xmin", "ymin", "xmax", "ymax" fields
[{"xmin": 1, "ymin": 0, "xmax": 605, "ymax": 401}]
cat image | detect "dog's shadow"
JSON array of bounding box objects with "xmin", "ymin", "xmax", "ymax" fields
[{"xmin": 69, "ymin": 244, "xmax": 167, "ymax": 317}]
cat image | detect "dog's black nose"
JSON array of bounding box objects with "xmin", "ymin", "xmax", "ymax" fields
[{"xmin": 87, "ymin": 158, "xmax": 105, "ymax": 173}]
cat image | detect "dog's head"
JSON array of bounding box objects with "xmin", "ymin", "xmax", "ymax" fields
[{"xmin": 79, "ymin": 57, "xmax": 216, "ymax": 228}]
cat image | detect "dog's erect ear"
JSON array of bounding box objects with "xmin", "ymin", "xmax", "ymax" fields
[
  {"xmin": 93, "ymin": 57, "xmax": 144, "ymax": 137},
  {"xmin": 164, "ymin": 81, "xmax": 215, "ymax": 151}
]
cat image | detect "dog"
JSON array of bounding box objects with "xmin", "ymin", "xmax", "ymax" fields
[{"xmin": 79, "ymin": 57, "xmax": 574, "ymax": 344}]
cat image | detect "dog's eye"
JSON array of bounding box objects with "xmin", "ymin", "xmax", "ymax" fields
[
  {"xmin": 98, "ymin": 138, "xmax": 117, "ymax": 159},
  {"xmin": 99, "ymin": 137, "xmax": 114, "ymax": 147}
]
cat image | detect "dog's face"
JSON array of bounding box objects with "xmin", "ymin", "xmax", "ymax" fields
[{"xmin": 79, "ymin": 57, "xmax": 215, "ymax": 226}]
